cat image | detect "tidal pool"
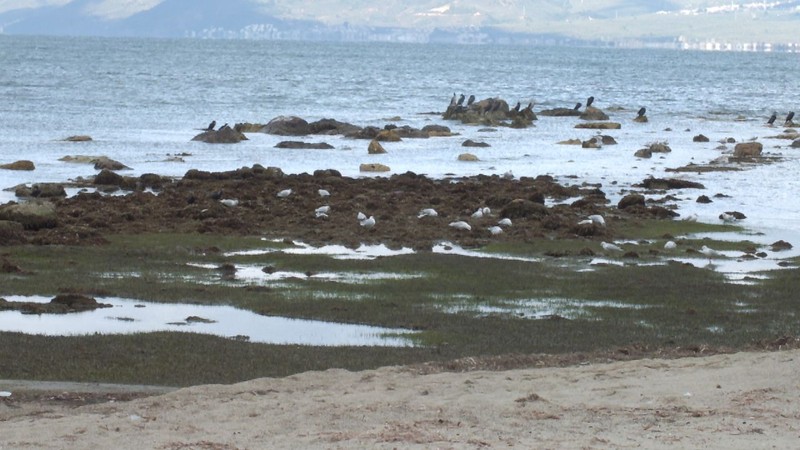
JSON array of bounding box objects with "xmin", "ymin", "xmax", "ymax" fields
[{"xmin": 0, "ymin": 295, "xmax": 417, "ymax": 347}]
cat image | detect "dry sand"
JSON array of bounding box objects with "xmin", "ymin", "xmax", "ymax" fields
[{"xmin": 1, "ymin": 349, "xmax": 798, "ymax": 449}]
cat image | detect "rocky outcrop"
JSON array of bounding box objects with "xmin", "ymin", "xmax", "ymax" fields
[
  {"xmin": 0, "ymin": 201, "xmax": 58, "ymax": 230},
  {"xmin": 368, "ymin": 140, "xmax": 387, "ymax": 154},
  {"xmin": 275, "ymin": 141, "xmax": 334, "ymax": 149},
  {"xmin": 443, "ymin": 98, "xmax": 535, "ymax": 127},
  {"xmin": 575, "ymin": 122, "xmax": 621, "ymax": 130},
  {"xmin": 733, "ymin": 142, "xmax": 763, "ymax": 158},
  {"xmin": 64, "ymin": 135, "xmax": 92, "ymax": 142},
  {"xmin": 500, "ymin": 199, "xmax": 549, "ymax": 219},
  {"xmin": 192, "ymin": 126, "xmax": 248, "ymax": 144},
  {"xmin": 93, "ymin": 156, "xmax": 130, "ymax": 171},
  {"xmin": 462, "ymin": 139, "xmax": 490, "ymax": 148},
  {"xmin": 638, "ymin": 177, "xmax": 705, "ymax": 190},
  {"xmin": 457, "ymin": 153, "xmax": 479, "ymax": 162},
  {"xmin": 693, "ymin": 134, "xmax": 710, "ymax": 142},
  {"xmin": 0, "ymin": 294, "xmax": 112, "ymax": 314},
  {"xmin": 307, "ymin": 118, "xmax": 362, "ymax": 136},
  {"xmin": 580, "ymin": 107, "xmax": 609, "ymax": 121},
  {"xmin": 14, "ymin": 183, "xmax": 66, "ymax": 198},
  {"xmin": 1, "ymin": 160, "xmax": 35, "ymax": 171},
  {"xmin": 262, "ymin": 116, "xmax": 310, "ymax": 136},
  {"xmin": 538, "ymin": 108, "xmax": 581, "ymax": 117},
  {"xmin": 359, "ymin": 163, "xmax": 390, "ymax": 172},
  {"xmin": 617, "ymin": 194, "xmax": 646, "ymax": 210},
  {"xmin": 0, "ymin": 221, "xmax": 26, "ymax": 245}
]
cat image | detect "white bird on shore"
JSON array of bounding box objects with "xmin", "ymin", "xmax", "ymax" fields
[
  {"xmin": 502, "ymin": 170, "xmax": 514, "ymax": 180},
  {"xmin": 578, "ymin": 219, "xmax": 593, "ymax": 226},
  {"xmin": 360, "ymin": 216, "xmax": 376, "ymax": 228},
  {"xmin": 219, "ymin": 199, "xmax": 238, "ymax": 207},
  {"xmin": 277, "ymin": 189, "xmax": 292, "ymax": 198},
  {"xmin": 588, "ymin": 214, "xmax": 606, "ymax": 227},
  {"xmin": 357, "ymin": 211, "xmax": 367, "ymax": 221},
  {"xmin": 471, "ymin": 208, "xmax": 484, "ymax": 219},
  {"xmin": 318, "ymin": 189, "xmax": 330, "ymax": 197},
  {"xmin": 664, "ymin": 240, "xmax": 677, "ymax": 250},
  {"xmin": 601, "ymin": 241, "xmax": 623, "ymax": 252},
  {"xmin": 699, "ymin": 245, "xmax": 722, "ymax": 257},
  {"xmin": 315, "ymin": 205, "xmax": 330, "ymax": 218},
  {"xmin": 418, "ymin": 208, "xmax": 438, "ymax": 218},
  {"xmin": 681, "ymin": 213, "xmax": 698, "ymax": 222},
  {"xmin": 449, "ymin": 221, "xmax": 471, "ymax": 231},
  {"xmin": 488, "ymin": 226, "xmax": 503, "ymax": 235},
  {"xmin": 497, "ymin": 218, "xmax": 512, "ymax": 227},
  {"xmin": 719, "ymin": 212, "xmax": 739, "ymax": 223}
]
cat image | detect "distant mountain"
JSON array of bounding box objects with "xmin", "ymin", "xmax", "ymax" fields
[{"xmin": 1, "ymin": 0, "xmax": 799, "ymax": 47}]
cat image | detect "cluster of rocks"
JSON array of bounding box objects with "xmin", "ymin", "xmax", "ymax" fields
[
  {"xmin": 0, "ymin": 294, "xmax": 111, "ymax": 314},
  {"xmin": 443, "ymin": 97, "xmax": 536, "ymax": 128},
  {"xmin": 0, "ymin": 165, "xmax": 694, "ymax": 250}
]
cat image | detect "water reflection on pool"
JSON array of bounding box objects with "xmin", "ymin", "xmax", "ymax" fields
[{"xmin": 0, "ymin": 295, "xmax": 417, "ymax": 347}]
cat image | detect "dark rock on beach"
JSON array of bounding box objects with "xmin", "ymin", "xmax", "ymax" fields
[
  {"xmin": 462, "ymin": 139, "xmax": 490, "ymax": 148},
  {"xmin": 275, "ymin": 141, "xmax": 335, "ymax": 150},
  {"xmin": 192, "ymin": 126, "xmax": 248, "ymax": 144}
]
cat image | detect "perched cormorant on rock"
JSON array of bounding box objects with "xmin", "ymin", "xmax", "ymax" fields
[
  {"xmin": 467, "ymin": 94, "xmax": 475, "ymax": 106},
  {"xmin": 573, "ymin": 102, "xmax": 582, "ymax": 111},
  {"xmin": 206, "ymin": 120, "xmax": 216, "ymax": 131},
  {"xmin": 449, "ymin": 93, "xmax": 457, "ymax": 106},
  {"xmin": 586, "ymin": 96, "xmax": 595, "ymax": 108},
  {"xmin": 513, "ymin": 102, "xmax": 521, "ymax": 112},
  {"xmin": 219, "ymin": 123, "xmax": 229, "ymax": 130},
  {"xmin": 637, "ymin": 107, "xmax": 646, "ymax": 117},
  {"xmin": 767, "ymin": 112, "xmax": 777, "ymax": 125},
  {"xmin": 457, "ymin": 94, "xmax": 466, "ymax": 106},
  {"xmin": 786, "ymin": 111, "xmax": 795, "ymax": 124}
]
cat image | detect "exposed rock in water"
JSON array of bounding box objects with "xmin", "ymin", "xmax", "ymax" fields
[
  {"xmin": 64, "ymin": 135, "xmax": 92, "ymax": 142},
  {"xmin": 580, "ymin": 107, "xmax": 609, "ymax": 121},
  {"xmin": 457, "ymin": 153, "xmax": 479, "ymax": 162},
  {"xmin": 367, "ymin": 140, "xmax": 387, "ymax": 154},
  {"xmin": 462, "ymin": 139, "xmax": 490, "ymax": 148},
  {"xmin": 0, "ymin": 294, "xmax": 112, "ymax": 314},
  {"xmin": 575, "ymin": 122, "xmax": 621, "ymax": 130},
  {"xmin": 192, "ymin": 126, "xmax": 248, "ymax": 144},
  {"xmin": 0, "ymin": 160, "xmax": 35, "ymax": 171},
  {"xmin": 733, "ymin": 142, "xmax": 763, "ymax": 158},
  {"xmin": 14, "ymin": 183, "xmax": 66, "ymax": 198},
  {"xmin": 359, "ymin": 163, "xmax": 390, "ymax": 172},
  {"xmin": 637, "ymin": 177, "xmax": 705, "ymax": 190},
  {"xmin": 618, "ymin": 194, "xmax": 646, "ymax": 210},
  {"xmin": 262, "ymin": 116, "xmax": 310, "ymax": 136},
  {"xmin": 93, "ymin": 156, "xmax": 130, "ymax": 171},
  {"xmin": 693, "ymin": 134, "xmax": 710, "ymax": 142},
  {"xmin": 275, "ymin": 141, "xmax": 335, "ymax": 150},
  {"xmin": 696, "ymin": 195, "xmax": 712, "ymax": 204}
]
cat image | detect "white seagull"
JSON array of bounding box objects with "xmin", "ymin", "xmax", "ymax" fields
[
  {"xmin": 664, "ymin": 240, "xmax": 677, "ymax": 250},
  {"xmin": 488, "ymin": 226, "xmax": 503, "ymax": 235},
  {"xmin": 601, "ymin": 241, "xmax": 623, "ymax": 252},
  {"xmin": 277, "ymin": 189, "xmax": 292, "ymax": 198},
  {"xmin": 588, "ymin": 214, "xmax": 606, "ymax": 226},
  {"xmin": 360, "ymin": 216, "xmax": 376, "ymax": 228},
  {"xmin": 418, "ymin": 208, "xmax": 438, "ymax": 218},
  {"xmin": 318, "ymin": 189, "xmax": 330, "ymax": 197},
  {"xmin": 357, "ymin": 211, "xmax": 367, "ymax": 221},
  {"xmin": 219, "ymin": 199, "xmax": 239, "ymax": 207},
  {"xmin": 449, "ymin": 221, "xmax": 472, "ymax": 231},
  {"xmin": 699, "ymin": 245, "xmax": 722, "ymax": 257},
  {"xmin": 471, "ymin": 208, "xmax": 484, "ymax": 219},
  {"xmin": 315, "ymin": 205, "xmax": 330, "ymax": 215},
  {"xmin": 497, "ymin": 218, "xmax": 512, "ymax": 227}
]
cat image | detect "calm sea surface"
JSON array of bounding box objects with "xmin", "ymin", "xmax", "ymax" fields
[{"xmin": 0, "ymin": 36, "xmax": 798, "ymax": 228}]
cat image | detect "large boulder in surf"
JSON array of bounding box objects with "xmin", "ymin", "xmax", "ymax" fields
[
  {"xmin": 538, "ymin": 107, "xmax": 582, "ymax": 117},
  {"xmin": 733, "ymin": 142, "xmax": 763, "ymax": 158},
  {"xmin": 1, "ymin": 160, "xmax": 35, "ymax": 171},
  {"xmin": 307, "ymin": 118, "xmax": 361, "ymax": 136},
  {"xmin": 367, "ymin": 140, "xmax": 387, "ymax": 154},
  {"xmin": 192, "ymin": 126, "xmax": 248, "ymax": 144},
  {"xmin": 580, "ymin": 106, "xmax": 609, "ymax": 121},
  {"xmin": 262, "ymin": 116, "xmax": 310, "ymax": 136}
]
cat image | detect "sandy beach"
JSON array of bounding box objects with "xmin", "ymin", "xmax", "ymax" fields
[{"xmin": 2, "ymin": 348, "xmax": 798, "ymax": 449}]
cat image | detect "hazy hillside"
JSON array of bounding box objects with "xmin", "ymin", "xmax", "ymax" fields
[{"xmin": 1, "ymin": 0, "xmax": 798, "ymax": 46}]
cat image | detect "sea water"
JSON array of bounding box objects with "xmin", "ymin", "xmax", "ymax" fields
[{"xmin": 0, "ymin": 36, "xmax": 798, "ymax": 229}]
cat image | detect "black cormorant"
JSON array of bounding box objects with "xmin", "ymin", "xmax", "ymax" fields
[
  {"xmin": 573, "ymin": 102, "xmax": 582, "ymax": 111},
  {"xmin": 786, "ymin": 111, "xmax": 795, "ymax": 124},
  {"xmin": 513, "ymin": 102, "xmax": 521, "ymax": 112},
  {"xmin": 206, "ymin": 120, "xmax": 216, "ymax": 131},
  {"xmin": 767, "ymin": 112, "xmax": 777, "ymax": 125},
  {"xmin": 220, "ymin": 123, "xmax": 229, "ymax": 130},
  {"xmin": 586, "ymin": 96, "xmax": 595, "ymax": 108},
  {"xmin": 467, "ymin": 94, "xmax": 475, "ymax": 106},
  {"xmin": 457, "ymin": 94, "xmax": 465, "ymax": 106},
  {"xmin": 637, "ymin": 107, "xmax": 646, "ymax": 117}
]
